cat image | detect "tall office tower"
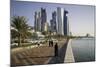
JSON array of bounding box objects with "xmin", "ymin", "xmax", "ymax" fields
[
  {"xmin": 34, "ymin": 11, "xmax": 41, "ymax": 32},
  {"xmin": 50, "ymin": 11, "xmax": 57, "ymax": 33},
  {"xmin": 63, "ymin": 10, "xmax": 69, "ymax": 35},
  {"xmin": 34, "ymin": 11, "xmax": 38, "ymax": 31},
  {"xmin": 50, "ymin": 19, "xmax": 53, "ymax": 32},
  {"xmin": 44, "ymin": 22, "xmax": 49, "ymax": 32},
  {"xmin": 41, "ymin": 8, "xmax": 47, "ymax": 32},
  {"xmin": 57, "ymin": 7, "xmax": 64, "ymax": 35},
  {"xmin": 37, "ymin": 12, "xmax": 41, "ymax": 31}
]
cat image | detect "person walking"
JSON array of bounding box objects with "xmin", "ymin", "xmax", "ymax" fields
[
  {"xmin": 49, "ymin": 40, "xmax": 51, "ymax": 47},
  {"xmin": 51, "ymin": 40, "xmax": 53, "ymax": 47},
  {"xmin": 37, "ymin": 42, "xmax": 40, "ymax": 46},
  {"xmin": 54, "ymin": 43, "xmax": 58, "ymax": 57}
]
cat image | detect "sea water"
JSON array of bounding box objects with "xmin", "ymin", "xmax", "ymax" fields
[{"xmin": 71, "ymin": 38, "xmax": 95, "ymax": 62}]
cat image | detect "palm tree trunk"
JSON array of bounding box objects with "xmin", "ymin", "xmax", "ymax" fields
[{"xmin": 18, "ymin": 33, "xmax": 21, "ymax": 47}]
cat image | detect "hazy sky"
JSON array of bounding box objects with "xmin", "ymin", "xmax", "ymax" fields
[{"xmin": 11, "ymin": 0, "xmax": 95, "ymax": 36}]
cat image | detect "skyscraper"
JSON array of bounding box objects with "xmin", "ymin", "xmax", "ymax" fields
[
  {"xmin": 50, "ymin": 11, "xmax": 57, "ymax": 33},
  {"xmin": 37, "ymin": 12, "xmax": 41, "ymax": 31},
  {"xmin": 63, "ymin": 10, "xmax": 69, "ymax": 35},
  {"xmin": 34, "ymin": 11, "xmax": 41, "ymax": 32},
  {"xmin": 57, "ymin": 7, "xmax": 64, "ymax": 35},
  {"xmin": 34, "ymin": 11, "xmax": 38, "ymax": 31},
  {"xmin": 41, "ymin": 8, "xmax": 47, "ymax": 32},
  {"xmin": 44, "ymin": 22, "xmax": 49, "ymax": 32}
]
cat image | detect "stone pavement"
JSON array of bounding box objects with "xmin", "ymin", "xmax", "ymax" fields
[
  {"xmin": 11, "ymin": 39, "xmax": 75, "ymax": 66},
  {"xmin": 64, "ymin": 39, "xmax": 75, "ymax": 63}
]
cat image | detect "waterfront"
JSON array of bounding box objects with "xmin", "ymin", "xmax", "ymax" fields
[
  {"xmin": 11, "ymin": 1, "xmax": 95, "ymax": 66},
  {"xmin": 71, "ymin": 38, "xmax": 95, "ymax": 62},
  {"xmin": 11, "ymin": 39, "xmax": 68, "ymax": 66}
]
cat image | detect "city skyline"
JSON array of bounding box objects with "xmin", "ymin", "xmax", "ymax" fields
[{"xmin": 11, "ymin": 0, "xmax": 95, "ymax": 36}]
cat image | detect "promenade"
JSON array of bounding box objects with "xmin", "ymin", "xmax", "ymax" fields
[
  {"xmin": 11, "ymin": 39, "xmax": 75, "ymax": 66},
  {"xmin": 64, "ymin": 39, "xmax": 75, "ymax": 63}
]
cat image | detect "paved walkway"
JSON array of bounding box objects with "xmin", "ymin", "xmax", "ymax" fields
[
  {"xmin": 64, "ymin": 39, "xmax": 75, "ymax": 63},
  {"xmin": 11, "ymin": 39, "xmax": 75, "ymax": 66},
  {"xmin": 48, "ymin": 40, "xmax": 69, "ymax": 64},
  {"xmin": 48, "ymin": 39, "xmax": 75, "ymax": 64},
  {"xmin": 11, "ymin": 44, "xmax": 45, "ymax": 53}
]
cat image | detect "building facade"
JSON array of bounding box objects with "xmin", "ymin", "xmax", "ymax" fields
[
  {"xmin": 34, "ymin": 11, "xmax": 41, "ymax": 32},
  {"xmin": 44, "ymin": 22, "xmax": 49, "ymax": 32},
  {"xmin": 57, "ymin": 7, "xmax": 64, "ymax": 35},
  {"xmin": 41, "ymin": 8, "xmax": 47, "ymax": 32},
  {"xmin": 34, "ymin": 11, "xmax": 37, "ymax": 32},
  {"xmin": 50, "ymin": 11, "xmax": 57, "ymax": 33},
  {"xmin": 63, "ymin": 10, "xmax": 69, "ymax": 35},
  {"xmin": 37, "ymin": 12, "xmax": 41, "ymax": 31},
  {"xmin": 34, "ymin": 7, "xmax": 69, "ymax": 36}
]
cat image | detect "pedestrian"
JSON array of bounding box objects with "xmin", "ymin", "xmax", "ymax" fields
[
  {"xmin": 54, "ymin": 43, "xmax": 58, "ymax": 57},
  {"xmin": 37, "ymin": 42, "xmax": 40, "ymax": 46},
  {"xmin": 51, "ymin": 40, "xmax": 53, "ymax": 47}
]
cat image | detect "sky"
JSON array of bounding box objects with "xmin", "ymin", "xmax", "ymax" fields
[{"xmin": 11, "ymin": 0, "xmax": 95, "ymax": 36}]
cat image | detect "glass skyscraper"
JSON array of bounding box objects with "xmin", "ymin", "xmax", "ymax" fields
[
  {"xmin": 50, "ymin": 11, "xmax": 57, "ymax": 33},
  {"xmin": 34, "ymin": 11, "xmax": 41, "ymax": 32},
  {"xmin": 57, "ymin": 7, "xmax": 64, "ymax": 35},
  {"xmin": 63, "ymin": 10, "xmax": 69, "ymax": 35},
  {"xmin": 57, "ymin": 7, "xmax": 69, "ymax": 36},
  {"xmin": 34, "ymin": 11, "xmax": 38, "ymax": 31},
  {"xmin": 41, "ymin": 8, "xmax": 47, "ymax": 32}
]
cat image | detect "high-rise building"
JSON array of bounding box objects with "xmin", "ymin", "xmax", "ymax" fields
[
  {"xmin": 34, "ymin": 11, "xmax": 38, "ymax": 31},
  {"xmin": 37, "ymin": 12, "xmax": 41, "ymax": 31},
  {"xmin": 57, "ymin": 7, "xmax": 64, "ymax": 35},
  {"xmin": 34, "ymin": 11, "xmax": 41, "ymax": 32},
  {"xmin": 63, "ymin": 10, "xmax": 69, "ymax": 35},
  {"xmin": 56, "ymin": 7, "xmax": 69, "ymax": 36},
  {"xmin": 50, "ymin": 19, "xmax": 53, "ymax": 31},
  {"xmin": 41, "ymin": 8, "xmax": 47, "ymax": 32},
  {"xmin": 50, "ymin": 11, "xmax": 57, "ymax": 33},
  {"xmin": 44, "ymin": 22, "xmax": 49, "ymax": 32}
]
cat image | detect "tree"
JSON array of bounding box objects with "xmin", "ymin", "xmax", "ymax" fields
[
  {"xmin": 11, "ymin": 16, "xmax": 30, "ymax": 46},
  {"xmin": 11, "ymin": 29, "xmax": 18, "ymax": 39},
  {"xmin": 32, "ymin": 32, "xmax": 38, "ymax": 39},
  {"xmin": 42, "ymin": 31, "xmax": 48, "ymax": 35}
]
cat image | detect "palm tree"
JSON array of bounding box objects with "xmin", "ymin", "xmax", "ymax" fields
[{"xmin": 11, "ymin": 16, "xmax": 30, "ymax": 46}]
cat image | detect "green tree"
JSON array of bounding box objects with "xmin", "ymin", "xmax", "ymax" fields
[
  {"xmin": 11, "ymin": 16, "xmax": 30, "ymax": 46},
  {"xmin": 32, "ymin": 32, "xmax": 38, "ymax": 39},
  {"xmin": 11, "ymin": 29, "xmax": 18, "ymax": 39}
]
